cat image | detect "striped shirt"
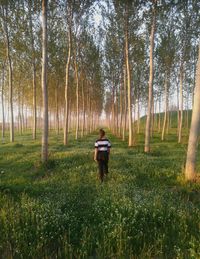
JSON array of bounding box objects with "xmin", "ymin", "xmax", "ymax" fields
[{"xmin": 95, "ymin": 138, "xmax": 111, "ymax": 152}]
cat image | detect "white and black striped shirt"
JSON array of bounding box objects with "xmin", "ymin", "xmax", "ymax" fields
[{"xmin": 95, "ymin": 138, "xmax": 111, "ymax": 152}]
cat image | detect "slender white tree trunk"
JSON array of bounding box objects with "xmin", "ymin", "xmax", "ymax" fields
[
  {"xmin": 185, "ymin": 43, "xmax": 200, "ymax": 181},
  {"xmin": 64, "ymin": 7, "xmax": 72, "ymax": 145},
  {"xmin": 161, "ymin": 75, "xmax": 168, "ymax": 141},
  {"xmin": 111, "ymin": 81, "xmax": 115, "ymax": 133},
  {"xmin": 177, "ymin": 80, "xmax": 180, "ymax": 136},
  {"xmin": 119, "ymin": 79, "xmax": 123, "ymax": 137},
  {"xmin": 21, "ymin": 88, "xmax": 25, "ymax": 133},
  {"xmin": 125, "ymin": 5, "xmax": 133, "ymax": 146},
  {"xmin": 3, "ymin": 6, "xmax": 14, "ymax": 142},
  {"xmin": 55, "ymin": 83, "xmax": 59, "ymax": 135},
  {"xmin": 1, "ymin": 64, "xmax": 5, "ymax": 141},
  {"xmin": 144, "ymin": 3, "xmax": 156, "ymax": 152},
  {"xmin": 137, "ymin": 93, "xmax": 140, "ymax": 134},
  {"xmin": 75, "ymin": 58, "xmax": 79, "ymax": 140},
  {"xmin": 158, "ymin": 96, "xmax": 161, "ymax": 133},
  {"xmin": 8, "ymin": 44, "xmax": 14, "ymax": 142},
  {"xmin": 178, "ymin": 62, "xmax": 184, "ymax": 143},
  {"xmin": 29, "ymin": 2, "xmax": 37, "ymax": 140},
  {"xmin": 81, "ymin": 78, "xmax": 85, "ymax": 137},
  {"xmin": 18, "ymin": 88, "xmax": 22, "ymax": 135},
  {"xmin": 150, "ymin": 96, "xmax": 154, "ymax": 138},
  {"xmin": 41, "ymin": 0, "xmax": 48, "ymax": 162},
  {"xmin": 32, "ymin": 64, "xmax": 37, "ymax": 139},
  {"xmin": 123, "ymin": 66, "xmax": 127, "ymax": 141},
  {"xmin": 89, "ymin": 95, "xmax": 92, "ymax": 133}
]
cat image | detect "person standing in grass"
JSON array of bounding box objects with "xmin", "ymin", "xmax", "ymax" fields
[{"xmin": 94, "ymin": 129, "xmax": 111, "ymax": 182}]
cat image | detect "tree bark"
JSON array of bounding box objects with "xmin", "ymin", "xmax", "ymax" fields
[
  {"xmin": 185, "ymin": 43, "xmax": 200, "ymax": 181},
  {"xmin": 64, "ymin": 4, "xmax": 72, "ymax": 145},
  {"xmin": 178, "ymin": 62, "xmax": 184, "ymax": 143},
  {"xmin": 75, "ymin": 58, "xmax": 79, "ymax": 140},
  {"xmin": 115, "ymin": 88, "xmax": 119, "ymax": 135},
  {"xmin": 137, "ymin": 92, "xmax": 140, "ymax": 134},
  {"xmin": 122, "ymin": 66, "xmax": 127, "ymax": 141},
  {"xmin": 177, "ymin": 101, "xmax": 180, "ymax": 135},
  {"xmin": 111, "ymin": 80, "xmax": 115, "ymax": 133},
  {"xmin": 29, "ymin": 0, "xmax": 37, "ymax": 140},
  {"xmin": 144, "ymin": 2, "xmax": 156, "ymax": 152},
  {"xmin": 81, "ymin": 77, "xmax": 85, "ymax": 137},
  {"xmin": 119, "ymin": 79, "xmax": 123, "ymax": 137},
  {"xmin": 3, "ymin": 5, "xmax": 14, "ymax": 142},
  {"xmin": 150, "ymin": 96, "xmax": 154, "ymax": 138},
  {"xmin": 158, "ymin": 96, "xmax": 161, "ymax": 133},
  {"xmin": 41, "ymin": 0, "xmax": 48, "ymax": 162},
  {"xmin": 161, "ymin": 74, "xmax": 168, "ymax": 141},
  {"xmin": 1, "ymin": 64, "xmax": 5, "ymax": 142},
  {"xmin": 18, "ymin": 88, "xmax": 22, "ymax": 135},
  {"xmin": 125, "ymin": 4, "xmax": 133, "ymax": 146},
  {"xmin": 55, "ymin": 83, "xmax": 59, "ymax": 135}
]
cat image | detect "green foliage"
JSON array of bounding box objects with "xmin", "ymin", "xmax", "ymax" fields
[{"xmin": 0, "ymin": 130, "xmax": 200, "ymax": 258}]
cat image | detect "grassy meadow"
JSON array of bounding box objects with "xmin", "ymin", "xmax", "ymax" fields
[{"xmin": 0, "ymin": 128, "xmax": 200, "ymax": 258}]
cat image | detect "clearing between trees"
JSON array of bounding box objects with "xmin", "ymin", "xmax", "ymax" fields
[{"xmin": 0, "ymin": 130, "xmax": 200, "ymax": 258}]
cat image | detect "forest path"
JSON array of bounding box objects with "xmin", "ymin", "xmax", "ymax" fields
[{"xmin": 0, "ymin": 129, "xmax": 188, "ymax": 196}]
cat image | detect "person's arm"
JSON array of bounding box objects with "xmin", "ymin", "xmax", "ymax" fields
[
  {"xmin": 94, "ymin": 148, "xmax": 98, "ymax": 161},
  {"xmin": 94, "ymin": 141, "xmax": 98, "ymax": 161},
  {"xmin": 108, "ymin": 140, "xmax": 111, "ymax": 159}
]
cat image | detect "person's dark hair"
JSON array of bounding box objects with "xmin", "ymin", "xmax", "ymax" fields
[{"xmin": 99, "ymin": 129, "xmax": 105, "ymax": 138}]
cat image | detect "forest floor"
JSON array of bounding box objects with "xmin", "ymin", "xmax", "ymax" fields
[{"xmin": 0, "ymin": 130, "xmax": 200, "ymax": 258}]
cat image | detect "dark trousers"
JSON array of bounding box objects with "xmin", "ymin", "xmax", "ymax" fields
[{"xmin": 97, "ymin": 151, "xmax": 109, "ymax": 182}]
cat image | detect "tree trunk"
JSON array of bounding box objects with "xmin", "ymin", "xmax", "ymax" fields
[
  {"xmin": 25, "ymin": 106, "xmax": 28, "ymax": 130},
  {"xmin": 176, "ymin": 78, "xmax": 180, "ymax": 136},
  {"xmin": 178, "ymin": 62, "xmax": 184, "ymax": 143},
  {"xmin": 115, "ymin": 89, "xmax": 119, "ymax": 135},
  {"xmin": 32, "ymin": 64, "xmax": 37, "ymax": 139},
  {"xmin": 150, "ymin": 96, "xmax": 154, "ymax": 138},
  {"xmin": 3, "ymin": 6, "xmax": 14, "ymax": 142},
  {"xmin": 18, "ymin": 89, "xmax": 22, "ymax": 135},
  {"xmin": 158, "ymin": 97, "xmax": 161, "ymax": 133},
  {"xmin": 64, "ymin": 6, "xmax": 72, "ymax": 145},
  {"xmin": 86, "ymin": 91, "xmax": 89, "ymax": 134},
  {"xmin": 111, "ymin": 82, "xmax": 115, "ymax": 133},
  {"xmin": 29, "ymin": 1, "xmax": 37, "ymax": 140},
  {"xmin": 154, "ymin": 99, "xmax": 157, "ymax": 130},
  {"xmin": 125, "ymin": 4, "xmax": 133, "ymax": 146},
  {"xmin": 161, "ymin": 74, "xmax": 168, "ymax": 141},
  {"xmin": 166, "ymin": 107, "xmax": 170, "ymax": 135},
  {"xmin": 75, "ymin": 58, "xmax": 79, "ymax": 140},
  {"xmin": 122, "ymin": 66, "xmax": 127, "ymax": 141},
  {"xmin": 119, "ymin": 79, "xmax": 123, "ymax": 137},
  {"xmin": 41, "ymin": 0, "xmax": 48, "ymax": 162},
  {"xmin": 89, "ymin": 95, "xmax": 92, "ymax": 133},
  {"xmin": 144, "ymin": 3, "xmax": 156, "ymax": 152},
  {"xmin": 185, "ymin": 43, "xmax": 200, "ymax": 181},
  {"xmin": 81, "ymin": 78, "xmax": 85, "ymax": 137},
  {"xmin": 137, "ymin": 92, "xmax": 140, "ymax": 134},
  {"xmin": 186, "ymin": 81, "xmax": 189, "ymax": 132},
  {"xmin": 1, "ymin": 64, "xmax": 5, "ymax": 142},
  {"xmin": 21, "ymin": 87, "xmax": 25, "ymax": 133},
  {"xmin": 55, "ymin": 83, "xmax": 59, "ymax": 135}
]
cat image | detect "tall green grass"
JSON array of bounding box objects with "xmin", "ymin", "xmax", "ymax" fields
[{"xmin": 0, "ymin": 129, "xmax": 200, "ymax": 258}]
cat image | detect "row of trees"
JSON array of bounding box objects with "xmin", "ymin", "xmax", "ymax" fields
[
  {"xmin": 0, "ymin": 0, "xmax": 104, "ymax": 161},
  {"xmin": 104, "ymin": 0, "xmax": 198, "ymax": 144},
  {"xmin": 0, "ymin": 0, "xmax": 200, "ymax": 181},
  {"xmin": 103, "ymin": 0, "xmax": 200, "ymax": 180}
]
